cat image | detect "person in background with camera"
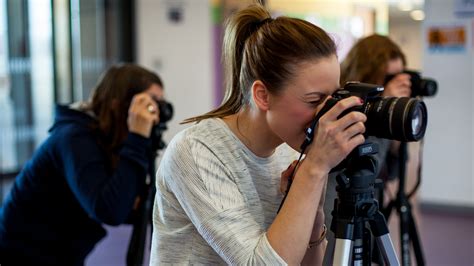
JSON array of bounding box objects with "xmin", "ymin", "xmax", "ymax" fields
[
  {"xmin": 150, "ymin": 3, "xmax": 367, "ymax": 265},
  {"xmin": 322, "ymin": 34, "xmax": 422, "ymax": 263},
  {"xmin": 335, "ymin": 33, "xmax": 411, "ymax": 209},
  {"xmin": 0, "ymin": 64, "xmax": 165, "ymax": 265}
]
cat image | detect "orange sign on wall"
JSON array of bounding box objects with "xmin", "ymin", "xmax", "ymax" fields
[{"xmin": 427, "ymin": 25, "xmax": 466, "ymax": 52}]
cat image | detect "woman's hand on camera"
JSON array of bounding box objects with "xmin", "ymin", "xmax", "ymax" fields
[
  {"xmin": 127, "ymin": 93, "xmax": 160, "ymax": 138},
  {"xmin": 280, "ymin": 160, "xmax": 298, "ymax": 195},
  {"xmin": 383, "ymin": 73, "xmax": 411, "ymax": 97},
  {"xmin": 305, "ymin": 96, "xmax": 367, "ymax": 175}
]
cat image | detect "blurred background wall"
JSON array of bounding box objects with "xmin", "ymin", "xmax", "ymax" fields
[{"xmin": 420, "ymin": 0, "xmax": 473, "ymax": 208}]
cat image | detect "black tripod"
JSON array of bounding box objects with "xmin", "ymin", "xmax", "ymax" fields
[
  {"xmin": 328, "ymin": 141, "xmax": 400, "ymax": 265},
  {"xmin": 126, "ymin": 123, "xmax": 168, "ymax": 266},
  {"xmin": 380, "ymin": 142, "xmax": 425, "ymax": 266},
  {"xmin": 125, "ymin": 149, "xmax": 158, "ymax": 266}
]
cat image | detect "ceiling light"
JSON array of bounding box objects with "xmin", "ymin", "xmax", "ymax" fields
[
  {"xmin": 398, "ymin": 1, "xmax": 413, "ymax": 11},
  {"xmin": 410, "ymin": 10, "xmax": 425, "ymax": 20}
]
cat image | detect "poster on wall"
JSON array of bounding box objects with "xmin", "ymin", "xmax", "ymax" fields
[
  {"xmin": 426, "ymin": 24, "xmax": 467, "ymax": 53},
  {"xmin": 454, "ymin": 0, "xmax": 474, "ymax": 16}
]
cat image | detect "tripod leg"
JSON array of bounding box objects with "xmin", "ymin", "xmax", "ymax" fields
[
  {"xmin": 331, "ymin": 218, "xmax": 355, "ymax": 266},
  {"xmin": 395, "ymin": 141, "xmax": 426, "ymax": 266},
  {"xmin": 362, "ymin": 227, "xmax": 372, "ymax": 264},
  {"xmin": 351, "ymin": 221, "xmax": 367, "ymax": 266},
  {"xmin": 333, "ymin": 238, "xmax": 354, "ymax": 265},
  {"xmin": 332, "ymin": 217, "xmax": 373, "ymax": 266},
  {"xmin": 397, "ymin": 197, "xmax": 426, "ymax": 266},
  {"xmin": 373, "ymin": 181, "xmax": 392, "ymax": 265},
  {"xmin": 399, "ymin": 204, "xmax": 410, "ymax": 265},
  {"xmin": 399, "ymin": 195, "xmax": 426, "ymax": 266},
  {"xmin": 375, "ymin": 233, "xmax": 399, "ymax": 266},
  {"xmin": 369, "ymin": 211, "xmax": 400, "ymax": 266},
  {"xmin": 408, "ymin": 208, "xmax": 425, "ymax": 265}
]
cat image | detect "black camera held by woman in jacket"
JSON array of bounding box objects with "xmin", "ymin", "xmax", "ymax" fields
[
  {"xmin": 385, "ymin": 70, "xmax": 437, "ymax": 97},
  {"xmin": 150, "ymin": 99, "xmax": 173, "ymax": 151}
]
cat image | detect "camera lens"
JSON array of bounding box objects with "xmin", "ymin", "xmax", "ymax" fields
[
  {"xmin": 365, "ymin": 97, "xmax": 427, "ymax": 141},
  {"xmin": 411, "ymin": 105, "xmax": 423, "ymax": 136},
  {"xmin": 150, "ymin": 100, "xmax": 174, "ymax": 151},
  {"xmin": 155, "ymin": 100, "xmax": 174, "ymax": 123},
  {"xmin": 416, "ymin": 78, "xmax": 438, "ymax": 97}
]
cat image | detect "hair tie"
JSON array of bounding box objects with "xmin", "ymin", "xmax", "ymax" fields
[
  {"xmin": 258, "ymin": 17, "xmax": 273, "ymax": 27},
  {"xmin": 246, "ymin": 17, "xmax": 273, "ymax": 44}
]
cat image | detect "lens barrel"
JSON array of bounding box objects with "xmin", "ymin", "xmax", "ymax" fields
[
  {"xmin": 416, "ymin": 78, "xmax": 437, "ymax": 97},
  {"xmin": 365, "ymin": 97, "xmax": 427, "ymax": 141},
  {"xmin": 156, "ymin": 100, "xmax": 174, "ymax": 123}
]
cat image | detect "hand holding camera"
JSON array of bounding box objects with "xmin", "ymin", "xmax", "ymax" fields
[
  {"xmin": 383, "ymin": 72, "xmax": 412, "ymax": 97},
  {"xmin": 128, "ymin": 93, "xmax": 160, "ymax": 138},
  {"xmin": 303, "ymin": 95, "xmax": 367, "ymax": 174},
  {"xmin": 301, "ymin": 82, "xmax": 428, "ymax": 172},
  {"xmin": 385, "ymin": 70, "xmax": 438, "ymax": 97}
]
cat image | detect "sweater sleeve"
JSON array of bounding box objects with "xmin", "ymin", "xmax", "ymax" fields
[
  {"xmin": 58, "ymin": 131, "xmax": 150, "ymax": 225},
  {"xmin": 158, "ymin": 134, "xmax": 287, "ymax": 265}
]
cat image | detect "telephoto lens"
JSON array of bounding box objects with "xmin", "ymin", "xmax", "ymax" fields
[{"xmin": 363, "ymin": 96, "xmax": 427, "ymax": 141}]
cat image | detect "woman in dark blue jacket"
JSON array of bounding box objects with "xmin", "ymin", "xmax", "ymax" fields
[{"xmin": 0, "ymin": 64, "xmax": 164, "ymax": 265}]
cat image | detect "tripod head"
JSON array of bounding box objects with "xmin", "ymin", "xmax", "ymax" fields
[
  {"xmin": 335, "ymin": 141, "xmax": 378, "ymax": 191},
  {"xmin": 331, "ymin": 141, "xmax": 381, "ymax": 232}
]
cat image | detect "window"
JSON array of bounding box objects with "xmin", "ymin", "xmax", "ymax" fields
[{"xmin": 0, "ymin": 0, "xmax": 135, "ymax": 176}]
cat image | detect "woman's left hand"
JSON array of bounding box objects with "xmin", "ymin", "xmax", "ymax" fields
[{"xmin": 280, "ymin": 160, "xmax": 299, "ymax": 195}]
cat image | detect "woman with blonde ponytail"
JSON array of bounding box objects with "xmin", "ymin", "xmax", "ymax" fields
[{"xmin": 151, "ymin": 3, "xmax": 366, "ymax": 265}]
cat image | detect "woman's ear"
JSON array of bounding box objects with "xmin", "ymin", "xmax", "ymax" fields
[{"xmin": 252, "ymin": 80, "xmax": 270, "ymax": 111}]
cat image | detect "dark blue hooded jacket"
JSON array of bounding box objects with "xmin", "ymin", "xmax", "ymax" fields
[{"xmin": 0, "ymin": 105, "xmax": 151, "ymax": 265}]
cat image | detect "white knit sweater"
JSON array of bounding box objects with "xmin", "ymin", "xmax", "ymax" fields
[{"xmin": 150, "ymin": 118, "xmax": 298, "ymax": 265}]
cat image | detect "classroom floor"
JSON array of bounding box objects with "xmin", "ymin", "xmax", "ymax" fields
[{"xmin": 86, "ymin": 206, "xmax": 474, "ymax": 266}]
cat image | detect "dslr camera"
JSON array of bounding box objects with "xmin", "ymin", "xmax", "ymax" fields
[
  {"xmin": 150, "ymin": 99, "xmax": 174, "ymax": 151},
  {"xmin": 303, "ymin": 82, "xmax": 427, "ymax": 150},
  {"xmin": 385, "ymin": 70, "xmax": 438, "ymax": 97}
]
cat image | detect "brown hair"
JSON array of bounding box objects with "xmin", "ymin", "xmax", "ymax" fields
[
  {"xmin": 183, "ymin": 4, "xmax": 336, "ymax": 123},
  {"xmin": 340, "ymin": 34, "xmax": 406, "ymax": 86},
  {"xmin": 87, "ymin": 63, "xmax": 163, "ymax": 168}
]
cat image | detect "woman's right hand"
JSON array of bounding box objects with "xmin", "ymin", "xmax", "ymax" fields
[
  {"xmin": 127, "ymin": 93, "xmax": 160, "ymax": 138},
  {"xmin": 383, "ymin": 73, "xmax": 411, "ymax": 97},
  {"xmin": 304, "ymin": 96, "xmax": 367, "ymax": 175}
]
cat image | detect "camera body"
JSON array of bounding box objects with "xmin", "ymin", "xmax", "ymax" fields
[
  {"xmin": 385, "ymin": 70, "xmax": 438, "ymax": 97},
  {"xmin": 150, "ymin": 100, "xmax": 174, "ymax": 151},
  {"xmin": 156, "ymin": 99, "xmax": 173, "ymax": 123}
]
